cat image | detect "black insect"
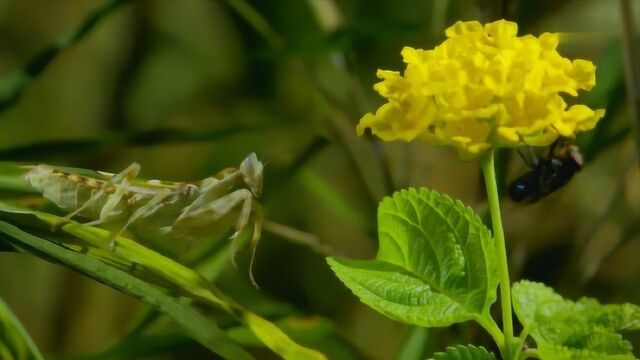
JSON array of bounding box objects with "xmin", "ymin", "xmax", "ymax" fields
[{"xmin": 508, "ymin": 140, "xmax": 584, "ymax": 203}]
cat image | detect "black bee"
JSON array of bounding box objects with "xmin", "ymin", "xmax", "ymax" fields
[{"xmin": 508, "ymin": 139, "xmax": 584, "ymax": 203}]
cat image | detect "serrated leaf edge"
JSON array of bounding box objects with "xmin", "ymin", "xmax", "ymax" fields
[{"xmin": 380, "ymin": 188, "xmax": 498, "ymax": 313}]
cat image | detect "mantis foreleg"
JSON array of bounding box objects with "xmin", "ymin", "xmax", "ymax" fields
[
  {"xmin": 172, "ymin": 189, "xmax": 260, "ymax": 273},
  {"xmin": 173, "ymin": 189, "xmax": 254, "ymax": 235}
]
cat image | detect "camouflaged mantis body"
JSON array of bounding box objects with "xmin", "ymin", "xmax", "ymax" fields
[
  {"xmin": 23, "ymin": 154, "xmax": 264, "ymax": 284},
  {"xmin": 24, "ymin": 165, "xmax": 189, "ymax": 223}
]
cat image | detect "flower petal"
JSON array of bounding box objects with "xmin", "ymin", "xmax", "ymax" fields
[{"xmin": 357, "ymin": 20, "xmax": 604, "ymax": 159}]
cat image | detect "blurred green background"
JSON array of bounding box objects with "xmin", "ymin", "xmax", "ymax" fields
[{"xmin": 0, "ymin": 0, "xmax": 638, "ymax": 358}]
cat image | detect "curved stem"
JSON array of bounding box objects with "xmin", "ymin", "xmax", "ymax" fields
[
  {"xmin": 481, "ymin": 149, "xmax": 514, "ymax": 359},
  {"xmin": 517, "ymin": 327, "xmax": 529, "ymax": 344},
  {"xmin": 475, "ymin": 315, "xmax": 505, "ymax": 351},
  {"xmin": 512, "ymin": 328, "xmax": 530, "ymax": 360},
  {"xmin": 519, "ymin": 348, "xmax": 540, "ymax": 360}
]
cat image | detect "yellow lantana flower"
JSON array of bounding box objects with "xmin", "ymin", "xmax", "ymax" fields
[{"xmin": 357, "ymin": 19, "xmax": 605, "ymax": 159}]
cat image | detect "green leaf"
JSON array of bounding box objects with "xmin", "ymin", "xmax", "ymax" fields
[
  {"xmin": 242, "ymin": 313, "xmax": 327, "ymax": 360},
  {"xmin": 0, "ymin": 220, "xmax": 253, "ymax": 360},
  {"xmin": 0, "ymin": 294, "xmax": 44, "ymax": 360},
  {"xmin": 429, "ymin": 345, "xmax": 496, "ymax": 360},
  {"xmin": 0, "ymin": 202, "xmax": 328, "ymax": 360},
  {"xmin": 328, "ymin": 258, "xmax": 455, "ymax": 325},
  {"xmin": 0, "ymin": 162, "xmax": 34, "ymax": 194},
  {"xmin": 52, "ymin": 316, "xmax": 339, "ymax": 360},
  {"xmin": 328, "ymin": 188, "xmax": 498, "ymax": 327},
  {"xmin": 513, "ymin": 280, "xmax": 640, "ymax": 360},
  {"xmin": 538, "ymin": 339, "xmax": 634, "ymax": 360},
  {"xmin": 227, "ymin": 316, "xmax": 333, "ymax": 346}
]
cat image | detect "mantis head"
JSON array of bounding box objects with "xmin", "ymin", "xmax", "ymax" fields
[{"xmin": 240, "ymin": 153, "xmax": 264, "ymax": 197}]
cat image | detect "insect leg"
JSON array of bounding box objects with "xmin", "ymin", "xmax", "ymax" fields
[
  {"xmin": 57, "ymin": 163, "xmax": 141, "ymax": 225},
  {"xmin": 172, "ymin": 188, "xmax": 258, "ymax": 267},
  {"xmin": 230, "ymin": 191, "xmax": 255, "ymax": 240},
  {"xmin": 83, "ymin": 184, "xmax": 134, "ymax": 248},
  {"xmin": 174, "ymin": 189, "xmax": 254, "ymax": 234},
  {"xmin": 548, "ymin": 139, "xmax": 561, "ymax": 159},
  {"xmin": 99, "ymin": 184, "xmax": 130, "ymax": 221},
  {"xmin": 108, "ymin": 188, "xmax": 174, "ymax": 249},
  {"xmin": 248, "ymin": 202, "xmax": 263, "ymax": 288},
  {"xmin": 517, "ymin": 147, "xmax": 538, "ymax": 168},
  {"xmin": 228, "ymin": 190, "xmax": 255, "ymax": 268},
  {"xmin": 222, "ymin": 189, "xmax": 259, "ymax": 272}
]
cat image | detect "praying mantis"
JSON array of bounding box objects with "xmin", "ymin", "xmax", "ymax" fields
[{"xmin": 23, "ymin": 153, "xmax": 264, "ymax": 285}]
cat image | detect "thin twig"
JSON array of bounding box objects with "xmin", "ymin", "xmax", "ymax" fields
[
  {"xmin": 307, "ymin": 1, "xmax": 396, "ymax": 195},
  {"xmin": 221, "ymin": 0, "xmax": 283, "ymax": 47},
  {"xmin": 582, "ymin": 221, "xmax": 640, "ymax": 287},
  {"xmin": 561, "ymin": 155, "xmax": 634, "ymax": 291},
  {"xmin": 620, "ymin": 0, "xmax": 640, "ymax": 172},
  {"xmin": 495, "ymin": 0, "xmax": 510, "ymax": 20},
  {"xmin": 263, "ymin": 221, "xmax": 337, "ymax": 256},
  {"xmin": 263, "ymin": 136, "xmax": 330, "ymax": 201},
  {"xmin": 107, "ymin": 1, "xmax": 151, "ymax": 131},
  {"xmin": 222, "ymin": 0, "xmax": 386, "ymax": 207},
  {"xmin": 0, "ymin": 0, "xmax": 131, "ymax": 113},
  {"xmin": 337, "ymin": 31, "xmax": 396, "ymax": 194},
  {"xmin": 0, "ymin": 125, "xmax": 269, "ymax": 161}
]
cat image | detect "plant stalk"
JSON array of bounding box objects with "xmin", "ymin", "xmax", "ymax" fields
[
  {"xmin": 619, "ymin": 0, "xmax": 640, "ymax": 171},
  {"xmin": 519, "ymin": 348, "xmax": 540, "ymax": 360},
  {"xmin": 475, "ymin": 315, "xmax": 505, "ymax": 351},
  {"xmin": 481, "ymin": 149, "xmax": 514, "ymax": 359}
]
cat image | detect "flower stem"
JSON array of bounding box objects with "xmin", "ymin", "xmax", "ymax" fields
[
  {"xmin": 481, "ymin": 149, "xmax": 514, "ymax": 359},
  {"xmin": 519, "ymin": 349, "xmax": 540, "ymax": 360}
]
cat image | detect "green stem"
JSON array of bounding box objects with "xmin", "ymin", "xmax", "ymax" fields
[
  {"xmin": 512, "ymin": 328, "xmax": 530, "ymax": 360},
  {"xmin": 519, "ymin": 348, "xmax": 540, "ymax": 360},
  {"xmin": 619, "ymin": 0, "xmax": 640, "ymax": 169},
  {"xmin": 222, "ymin": 0, "xmax": 283, "ymax": 47},
  {"xmin": 475, "ymin": 315, "xmax": 505, "ymax": 351},
  {"xmin": 480, "ymin": 149, "xmax": 514, "ymax": 359}
]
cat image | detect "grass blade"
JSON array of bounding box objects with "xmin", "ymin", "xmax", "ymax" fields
[
  {"xmin": 0, "ymin": 294, "xmax": 44, "ymax": 360},
  {"xmin": 0, "ymin": 202, "xmax": 327, "ymax": 359},
  {"xmin": 0, "ymin": 220, "xmax": 255, "ymax": 359},
  {"xmin": 0, "ymin": 163, "xmax": 35, "ymax": 194},
  {"xmin": 0, "ymin": 125, "xmax": 269, "ymax": 161}
]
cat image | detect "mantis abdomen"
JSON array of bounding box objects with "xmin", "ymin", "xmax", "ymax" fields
[{"xmin": 25, "ymin": 165, "xmax": 134, "ymax": 221}]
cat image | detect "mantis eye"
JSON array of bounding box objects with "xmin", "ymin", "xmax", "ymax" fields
[{"xmin": 240, "ymin": 153, "xmax": 264, "ymax": 197}]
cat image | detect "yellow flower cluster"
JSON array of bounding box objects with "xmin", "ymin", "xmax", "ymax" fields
[{"xmin": 357, "ymin": 20, "xmax": 605, "ymax": 158}]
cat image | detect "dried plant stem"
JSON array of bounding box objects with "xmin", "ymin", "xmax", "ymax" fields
[{"xmin": 263, "ymin": 221, "xmax": 337, "ymax": 255}]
